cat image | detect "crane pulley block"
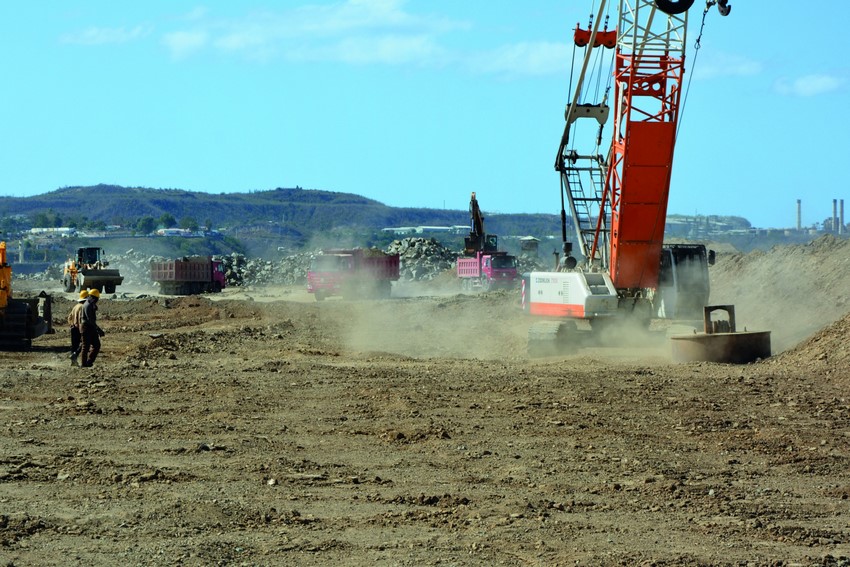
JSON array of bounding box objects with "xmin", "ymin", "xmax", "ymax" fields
[{"xmin": 573, "ymin": 26, "xmax": 616, "ymax": 49}]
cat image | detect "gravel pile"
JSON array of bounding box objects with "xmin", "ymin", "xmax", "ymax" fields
[
  {"xmin": 217, "ymin": 252, "xmax": 314, "ymax": 287},
  {"xmin": 387, "ymin": 237, "xmax": 458, "ymax": 281}
]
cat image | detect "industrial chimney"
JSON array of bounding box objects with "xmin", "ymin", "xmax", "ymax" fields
[
  {"xmin": 796, "ymin": 199, "xmax": 802, "ymax": 231},
  {"xmin": 841, "ymin": 199, "xmax": 846, "ymax": 235},
  {"xmin": 834, "ymin": 199, "xmax": 839, "ymax": 234}
]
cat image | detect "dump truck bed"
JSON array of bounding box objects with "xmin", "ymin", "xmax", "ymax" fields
[{"xmin": 151, "ymin": 257, "xmax": 213, "ymax": 283}]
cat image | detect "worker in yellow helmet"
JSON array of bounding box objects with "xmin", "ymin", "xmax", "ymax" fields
[
  {"xmin": 67, "ymin": 289, "xmax": 88, "ymax": 366},
  {"xmin": 80, "ymin": 288, "xmax": 105, "ymax": 368}
]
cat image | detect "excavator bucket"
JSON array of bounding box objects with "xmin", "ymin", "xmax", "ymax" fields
[{"xmin": 669, "ymin": 305, "xmax": 771, "ymax": 364}]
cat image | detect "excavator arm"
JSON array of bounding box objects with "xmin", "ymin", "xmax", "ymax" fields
[{"xmin": 464, "ymin": 192, "xmax": 497, "ymax": 254}]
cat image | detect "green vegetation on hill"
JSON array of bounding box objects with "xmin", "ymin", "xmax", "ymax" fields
[
  {"xmin": 5, "ymin": 184, "xmax": 834, "ymax": 260},
  {"xmin": 0, "ymin": 185, "xmax": 563, "ymax": 249}
]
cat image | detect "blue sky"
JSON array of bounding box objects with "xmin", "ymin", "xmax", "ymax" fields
[{"xmin": 2, "ymin": 1, "xmax": 847, "ymax": 229}]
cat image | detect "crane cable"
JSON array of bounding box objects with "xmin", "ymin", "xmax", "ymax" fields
[{"xmin": 677, "ymin": 3, "xmax": 712, "ymax": 139}]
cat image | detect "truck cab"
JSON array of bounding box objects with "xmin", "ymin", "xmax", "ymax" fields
[
  {"xmin": 307, "ymin": 254, "xmax": 351, "ymax": 300},
  {"xmin": 482, "ymin": 253, "xmax": 519, "ymax": 288},
  {"xmin": 457, "ymin": 250, "xmax": 519, "ymax": 292},
  {"xmin": 655, "ymin": 244, "xmax": 714, "ymax": 320}
]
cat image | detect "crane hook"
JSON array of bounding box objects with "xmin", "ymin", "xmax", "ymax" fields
[{"xmin": 654, "ymin": 0, "xmax": 695, "ymax": 15}]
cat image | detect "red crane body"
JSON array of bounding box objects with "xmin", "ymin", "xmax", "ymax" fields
[
  {"xmin": 602, "ymin": 45, "xmax": 685, "ymax": 292},
  {"xmin": 526, "ymin": 0, "xmax": 728, "ymax": 328}
]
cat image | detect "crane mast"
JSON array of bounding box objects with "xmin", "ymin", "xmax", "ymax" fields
[
  {"xmin": 526, "ymin": 0, "xmax": 769, "ymax": 364},
  {"xmin": 602, "ymin": 0, "xmax": 688, "ymax": 295},
  {"xmin": 558, "ymin": 0, "xmax": 692, "ymax": 299}
]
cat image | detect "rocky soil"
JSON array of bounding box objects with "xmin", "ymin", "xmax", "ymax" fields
[{"xmin": 2, "ymin": 236, "xmax": 849, "ymax": 566}]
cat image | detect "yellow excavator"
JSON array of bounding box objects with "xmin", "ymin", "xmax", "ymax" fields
[{"xmin": 0, "ymin": 241, "xmax": 53, "ymax": 349}]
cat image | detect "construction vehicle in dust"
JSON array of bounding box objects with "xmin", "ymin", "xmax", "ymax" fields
[
  {"xmin": 523, "ymin": 0, "xmax": 769, "ymax": 362},
  {"xmin": 62, "ymin": 247, "xmax": 124, "ymax": 294},
  {"xmin": 0, "ymin": 241, "xmax": 53, "ymax": 349},
  {"xmin": 456, "ymin": 192, "xmax": 518, "ymax": 292},
  {"xmin": 307, "ymin": 248, "xmax": 400, "ymax": 301},
  {"xmin": 150, "ymin": 256, "xmax": 227, "ymax": 295}
]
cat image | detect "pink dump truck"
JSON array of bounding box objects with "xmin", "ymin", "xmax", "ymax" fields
[
  {"xmin": 307, "ymin": 248, "xmax": 400, "ymax": 301},
  {"xmin": 457, "ymin": 250, "xmax": 519, "ymax": 292}
]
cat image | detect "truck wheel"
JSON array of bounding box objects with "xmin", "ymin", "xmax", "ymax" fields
[
  {"xmin": 480, "ymin": 278, "xmax": 491, "ymax": 292},
  {"xmin": 314, "ymin": 290, "xmax": 326, "ymax": 302},
  {"xmin": 63, "ymin": 277, "xmax": 75, "ymax": 293}
]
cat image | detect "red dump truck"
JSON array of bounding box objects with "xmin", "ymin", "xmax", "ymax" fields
[
  {"xmin": 150, "ymin": 256, "xmax": 227, "ymax": 295},
  {"xmin": 307, "ymin": 248, "xmax": 399, "ymax": 301},
  {"xmin": 457, "ymin": 250, "xmax": 519, "ymax": 292}
]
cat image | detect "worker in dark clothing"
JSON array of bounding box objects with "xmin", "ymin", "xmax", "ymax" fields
[
  {"xmin": 67, "ymin": 289, "xmax": 88, "ymax": 366},
  {"xmin": 80, "ymin": 288, "xmax": 105, "ymax": 368}
]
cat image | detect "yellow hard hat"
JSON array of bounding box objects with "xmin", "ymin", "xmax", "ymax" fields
[
  {"xmin": 78, "ymin": 290, "xmax": 89, "ymax": 300},
  {"xmin": 88, "ymin": 288, "xmax": 101, "ymax": 298}
]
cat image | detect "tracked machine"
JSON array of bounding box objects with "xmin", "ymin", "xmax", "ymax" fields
[
  {"xmin": 0, "ymin": 242, "xmax": 53, "ymax": 349},
  {"xmin": 524, "ymin": 0, "xmax": 770, "ymax": 362}
]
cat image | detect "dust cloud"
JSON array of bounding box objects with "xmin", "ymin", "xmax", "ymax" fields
[
  {"xmin": 708, "ymin": 235, "xmax": 850, "ymax": 352},
  {"xmin": 339, "ymin": 290, "xmax": 530, "ymax": 360}
]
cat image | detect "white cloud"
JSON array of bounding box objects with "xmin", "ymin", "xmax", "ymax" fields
[
  {"xmin": 775, "ymin": 74, "xmax": 846, "ymax": 97},
  {"xmin": 290, "ymin": 0, "xmax": 461, "ymax": 37},
  {"xmin": 473, "ymin": 41, "xmax": 569, "ymax": 77},
  {"xmin": 162, "ymin": 31, "xmax": 209, "ymax": 60},
  {"xmin": 60, "ymin": 1, "xmax": 566, "ymax": 77},
  {"xmin": 692, "ymin": 52, "xmax": 762, "ymax": 80},
  {"xmin": 162, "ymin": 0, "xmax": 467, "ymax": 67},
  {"xmin": 182, "ymin": 7, "xmax": 209, "ymax": 22},
  {"xmin": 333, "ymin": 34, "xmax": 444, "ymax": 65},
  {"xmin": 61, "ymin": 25, "xmax": 149, "ymax": 46}
]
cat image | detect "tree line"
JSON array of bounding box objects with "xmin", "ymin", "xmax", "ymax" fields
[{"xmin": 26, "ymin": 210, "xmax": 212, "ymax": 234}]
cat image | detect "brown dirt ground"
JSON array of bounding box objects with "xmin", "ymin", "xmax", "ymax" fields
[{"xmin": 2, "ymin": 237, "xmax": 850, "ymax": 566}]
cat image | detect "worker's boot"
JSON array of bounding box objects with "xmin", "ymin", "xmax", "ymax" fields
[{"xmin": 70, "ymin": 352, "xmax": 78, "ymax": 367}]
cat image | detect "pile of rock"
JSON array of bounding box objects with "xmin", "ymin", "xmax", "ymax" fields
[
  {"xmin": 386, "ymin": 237, "xmax": 458, "ymax": 281},
  {"xmin": 112, "ymin": 249, "xmax": 165, "ymax": 288},
  {"xmin": 217, "ymin": 252, "xmax": 314, "ymax": 287}
]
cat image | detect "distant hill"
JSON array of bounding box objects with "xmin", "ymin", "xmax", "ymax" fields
[{"xmin": 0, "ymin": 185, "xmax": 564, "ymax": 254}]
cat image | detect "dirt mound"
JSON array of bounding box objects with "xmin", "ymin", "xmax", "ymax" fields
[
  {"xmin": 774, "ymin": 310, "xmax": 850, "ymax": 369},
  {"xmin": 710, "ymin": 235, "xmax": 850, "ymax": 352}
]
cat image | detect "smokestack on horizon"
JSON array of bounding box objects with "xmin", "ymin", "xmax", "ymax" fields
[
  {"xmin": 841, "ymin": 199, "xmax": 846, "ymax": 235},
  {"xmin": 834, "ymin": 199, "xmax": 839, "ymax": 234},
  {"xmin": 797, "ymin": 199, "xmax": 802, "ymax": 231}
]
